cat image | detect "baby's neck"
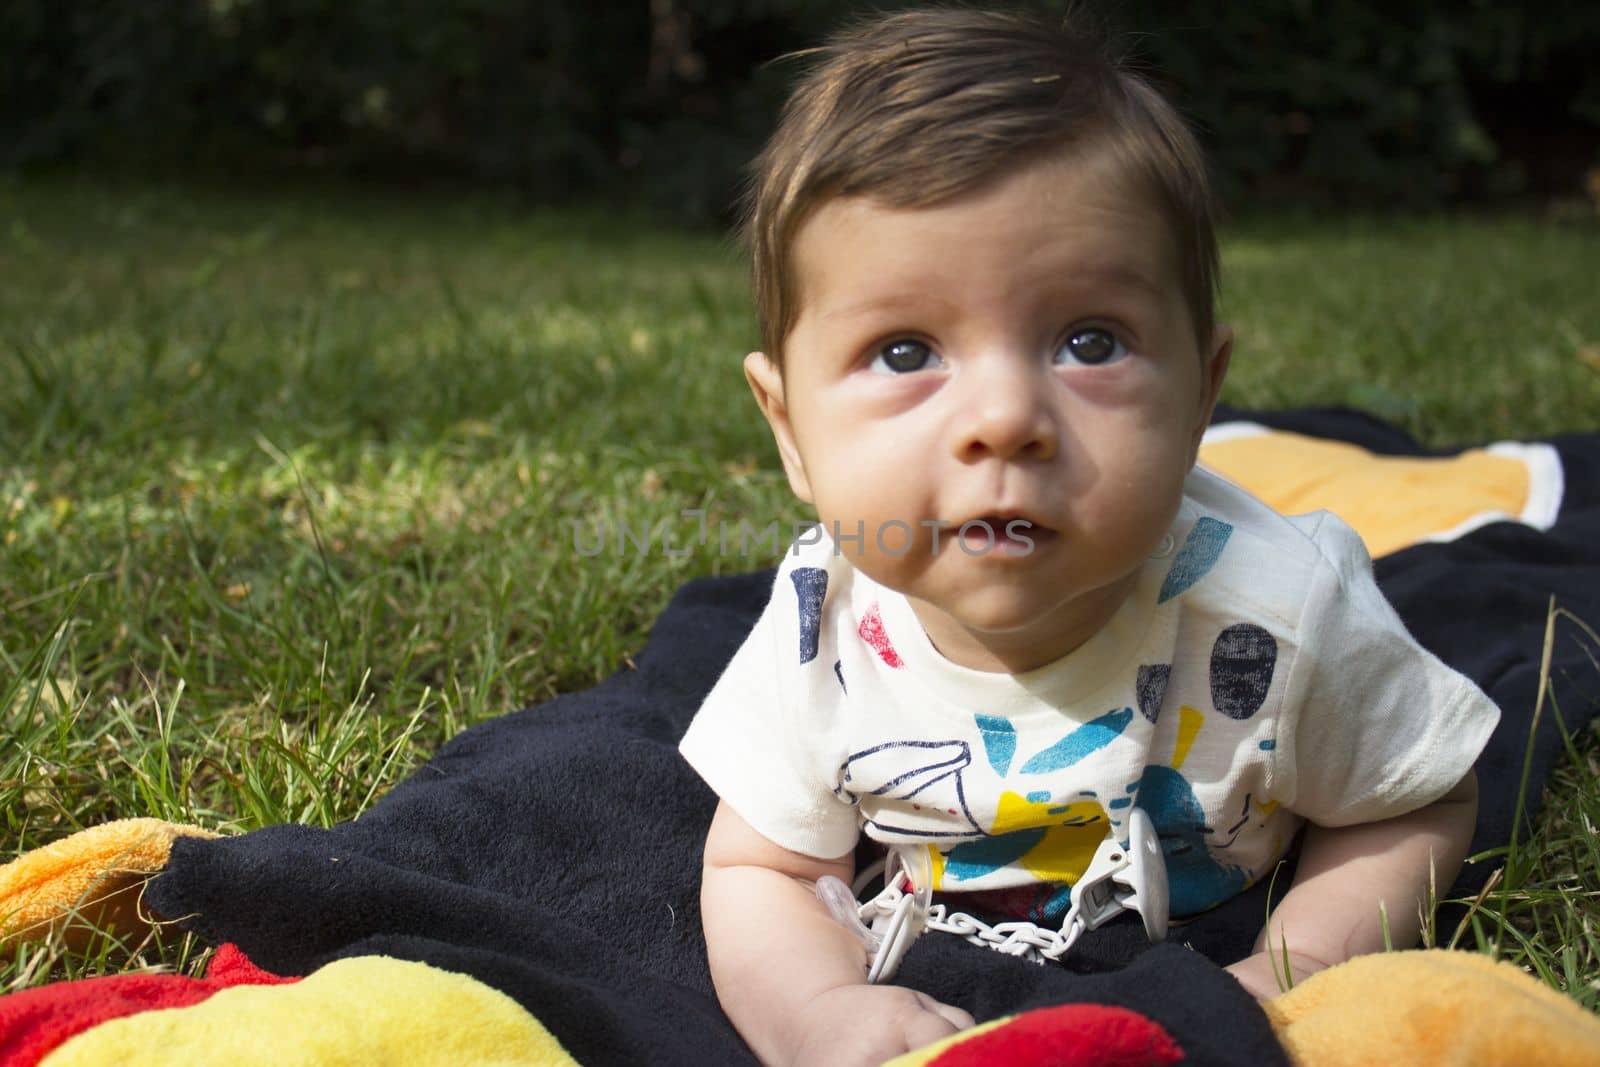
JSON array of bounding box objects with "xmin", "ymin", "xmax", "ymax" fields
[{"xmin": 906, "ymin": 572, "xmax": 1139, "ymax": 674}]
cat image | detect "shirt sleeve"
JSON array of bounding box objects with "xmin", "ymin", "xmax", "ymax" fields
[
  {"xmin": 1272, "ymin": 512, "xmax": 1501, "ymax": 827},
  {"xmin": 678, "ymin": 543, "xmax": 862, "ymax": 859}
]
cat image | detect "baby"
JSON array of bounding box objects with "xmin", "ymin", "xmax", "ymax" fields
[{"xmin": 680, "ymin": 9, "xmax": 1500, "ymax": 1066}]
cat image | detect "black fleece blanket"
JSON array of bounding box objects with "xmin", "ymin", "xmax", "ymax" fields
[{"xmin": 149, "ymin": 408, "xmax": 1600, "ymax": 1067}]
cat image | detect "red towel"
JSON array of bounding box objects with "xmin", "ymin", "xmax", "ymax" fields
[{"xmin": 0, "ymin": 944, "xmax": 295, "ymax": 1067}]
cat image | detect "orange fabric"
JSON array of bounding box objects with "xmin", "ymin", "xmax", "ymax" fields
[
  {"xmin": 1199, "ymin": 433, "xmax": 1532, "ymax": 558},
  {"xmin": 0, "ymin": 820, "xmax": 217, "ymax": 948},
  {"xmin": 1264, "ymin": 949, "xmax": 1600, "ymax": 1067}
]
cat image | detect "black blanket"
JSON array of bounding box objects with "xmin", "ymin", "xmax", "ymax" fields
[{"xmin": 148, "ymin": 408, "xmax": 1600, "ymax": 1067}]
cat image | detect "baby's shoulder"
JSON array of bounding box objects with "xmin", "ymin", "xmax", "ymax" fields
[
  {"xmin": 769, "ymin": 526, "xmax": 862, "ymax": 607},
  {"xmin": 1176, "ymin": 466, "xmax": 1370, "ymax": 635},
  {"xmin": 755, "ymin": 527, "xmax": 875, "ymax": 658}
]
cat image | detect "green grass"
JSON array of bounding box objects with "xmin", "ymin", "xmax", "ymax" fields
[{"xmin": 3, "ymin": 177, "xmax": 1599, "ymax": 1005}]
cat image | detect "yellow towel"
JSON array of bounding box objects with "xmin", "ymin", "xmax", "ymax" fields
[{"xmin": 37, "ymin": 955, "xmax": 580, "ymax": 1066}]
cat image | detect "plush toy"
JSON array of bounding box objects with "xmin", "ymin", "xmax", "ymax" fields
[
  {"xmin": 883, "ymin": 1003, "xmax": 1184, "ymax": 1066},
  {"xmin": 1263, "ymin": 949, "xmax": 1600, "ymax": 1067},
  {"xmin": 3, "ymin": 950, "xmax": 579, "ymax": 1067},
  {"xmin": 4, "ymin": 820, "xmax": 1600, "ymax": 1067},
  {"xmin": 0, "ymin": 824, "xmax": 578, "ymax": 1066},
  {"xmin": 0, "ymin": 819, "xmax": 215, "ymax": 951},
  {"xmin": 884, "ymin": 951, "xmax": 1600, "ymax": 1067}
]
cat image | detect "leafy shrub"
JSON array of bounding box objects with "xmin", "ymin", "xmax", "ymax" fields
[{"xmin": 3, "ymin": 0, "xmax": 1595, "ymax": 217}]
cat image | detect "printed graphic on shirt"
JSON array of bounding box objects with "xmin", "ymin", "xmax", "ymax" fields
[
  {"xmin": 1135, "ymin": 663, "xmax": 1171, "ymax": 723},
  {"xmin": 792, "ymin": 567, "xmax": 828, "ymax": 664},
  {"xmin": 1017, "ymin": 709, "xmax": 1133, "ymax": 772},
  {"xmin": 836, "ymin": 687, "xmax": 1282, "ymax": 917},
  {"xmin": 1210, "ymin": 623, "xmax": 1277, "ymax": 719},
  {"xmin": 827, "ymin": 513, "xmax": 1286, "ymax": 919},
  {"xmin": 933, "ymin": 790, "xmax": 1110, "ymax": 899},
  {"xmin": 1144, "ymin": 526, "xmax": 1276, "ymax": 911},
  {"xmin": 1158, "ymin": 517, "xmax": 1233, "ymax": 603},
  {"xmin": 837, "ymin": 712, "xmax": 1129, "ymax": 902},
  {"xmin": 1135, "ymin": 689, "xmax": 1279, "ymax": 914},
  {"xmin": 837, "ymin": 740, "xmax": 984, "ymax": 838},
  {"xmin": 1137, "ymin": 762, "xmax": 1249, "ymax": 914},
  {"xmin": 975, "ymin": 715, "xmax": 1015, "ymax": 776},
  {"xmin": 858, "ymin": 602, "xmax": 904, "ymax": 668}
]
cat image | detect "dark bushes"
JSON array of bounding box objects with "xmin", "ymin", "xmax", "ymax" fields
[{"xmin": 4, "ymin": 1, "xmax": 1595, "ymax": 218}]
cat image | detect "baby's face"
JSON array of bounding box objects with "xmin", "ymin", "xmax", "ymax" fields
[{"xmin": 748, "ymin": 150, "xmax": 1230, "ymax": 673}]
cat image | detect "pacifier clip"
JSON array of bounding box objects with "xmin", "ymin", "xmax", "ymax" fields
[{"xmin": 817, "ymin": 807, "xmax": 1169, "ymax": 983}]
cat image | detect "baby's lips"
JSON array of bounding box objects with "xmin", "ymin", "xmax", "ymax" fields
[
  {"xmin": 958, "ymin": 515, "xmax": 1056, "ymax": 540},
  {"xmin": 950, "ymin": 516, "xmax": 1053, "ymax": 556},
  {"xmin": 951, "ymin": 513, "xmax": 1050, "ymax": 532}
]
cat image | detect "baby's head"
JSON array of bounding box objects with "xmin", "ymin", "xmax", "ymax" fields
[
  {"xmin": 740, "ymin": 7, "xmax": 1233, "ymax": 672},
  {"xmin": 744, "ymin": 6, "xmax": 1219, "ymax": 371}
]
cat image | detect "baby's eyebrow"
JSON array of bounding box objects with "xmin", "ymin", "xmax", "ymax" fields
[
  {"xmin": 817, "ymin": 292, "xmax": 960, "ymax": 323},
  {"xmin": 1058, "ymin": 262, "xmax": 1167, "ymax": 300},
  {"xmin": 811, "ymin": 260, "xmax": 1169, "ymax": 325}
]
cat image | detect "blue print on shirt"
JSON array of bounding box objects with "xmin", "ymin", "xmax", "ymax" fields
[
  {"xmin": 941, "ymin": 828, "xmax": 1046, "ymax": 882},
  {"xmin": 1019, "ymin": 708, "xmax": 1134, "ymax": 773},
  {"xmin": 1158, "ymin": 517, "xmax": 1233, "ymax": 604},
  {"xmin": 791, "ymin": 567, "xmax": 828, "ymax": 664},
  {"xmin": 975, "ymin": 715, "xmax": 1017, "ymax": 776},
  {"xmin": 1135, "ymin": 764, "xmax": 1248, "ymax": 915}
]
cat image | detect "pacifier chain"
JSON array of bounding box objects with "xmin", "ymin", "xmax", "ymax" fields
[{"xmin": 817, "ymin": 808, "xmax": 1169, "ymax": 984}]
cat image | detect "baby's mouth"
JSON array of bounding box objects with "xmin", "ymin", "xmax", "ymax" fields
[{"xmin": 956, "ymin": 515, "xmax": 1055, "ymax": 556}]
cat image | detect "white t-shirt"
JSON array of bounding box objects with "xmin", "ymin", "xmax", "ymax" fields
[{"xmin": 680, "ymin": 467, "xmax": 1500, "ymax": 919}]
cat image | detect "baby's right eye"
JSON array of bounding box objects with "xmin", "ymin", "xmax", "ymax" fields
[{"xmin": 870, "ymin": 339, "xmax": 937, "ymax": 374}]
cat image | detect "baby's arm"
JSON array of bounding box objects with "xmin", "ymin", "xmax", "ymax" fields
[
  {"xmin": 700, "ymin": 801, "xmax": 973, "ymax": 1067},
  {"xmin": 1226, "ymin": 769, "xmax": 1479, "ymax": 998}
]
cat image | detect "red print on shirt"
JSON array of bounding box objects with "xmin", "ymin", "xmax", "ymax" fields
[{"xmin": 858, "ymin": 602, "xmax": 904, "ymax": 669}]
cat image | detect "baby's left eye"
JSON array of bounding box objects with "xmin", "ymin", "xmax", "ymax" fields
[
  {"xmin": 1054, "ymin": 327, "xmax": 1128, "ymax": 366},
  {"xmin": 870, "ymin": 339, "xmax": 938, "ymax": 374}
]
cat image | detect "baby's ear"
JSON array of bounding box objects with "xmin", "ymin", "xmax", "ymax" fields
[
  {"xmin": 743, "ymin": 352, "xmax": 814, "ymax": 503},
  {"xmin": 1190, "ymin": 326, "xmax": 1234, "ymax": 462}
]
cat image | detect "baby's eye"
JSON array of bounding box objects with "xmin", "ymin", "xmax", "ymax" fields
[
  {"xmin": 1054, "ymin": 327, "xmax": 1128, "ymax": 366},
  {"xmin": 870, "ymin": 339, "xmax": 938, "ymax": 374}
]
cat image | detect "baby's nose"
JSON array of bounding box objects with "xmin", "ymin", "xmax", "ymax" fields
[{"xmin": 951, "ymin": 361, "xmax": 1058, "ymax": 463}]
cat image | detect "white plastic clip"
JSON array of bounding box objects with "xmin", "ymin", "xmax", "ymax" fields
[
  {"xmin": 1065, "ymin": 807, "xmax": 1168, "ymax": 944},
  {"xmin": 819, "ymin": 807, "xmax": 1168, "ymax": 982},
  {"xmin": 816, "ymin": 848, "xmax": 931, "ymax": 984}
]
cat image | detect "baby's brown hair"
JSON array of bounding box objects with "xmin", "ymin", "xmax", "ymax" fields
[{"xmin": 743, "ymin": 6, "xmax": 1219, "ymax": 368}]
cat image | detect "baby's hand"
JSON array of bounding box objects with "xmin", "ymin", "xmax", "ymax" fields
[
  {"xmin": 1225, "ymin": 949, "xmax": 1333, "ymax": 1001},
  {"xmin": 787, "ymin": 983, "xmax": 973, "ymax": 1067}
]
